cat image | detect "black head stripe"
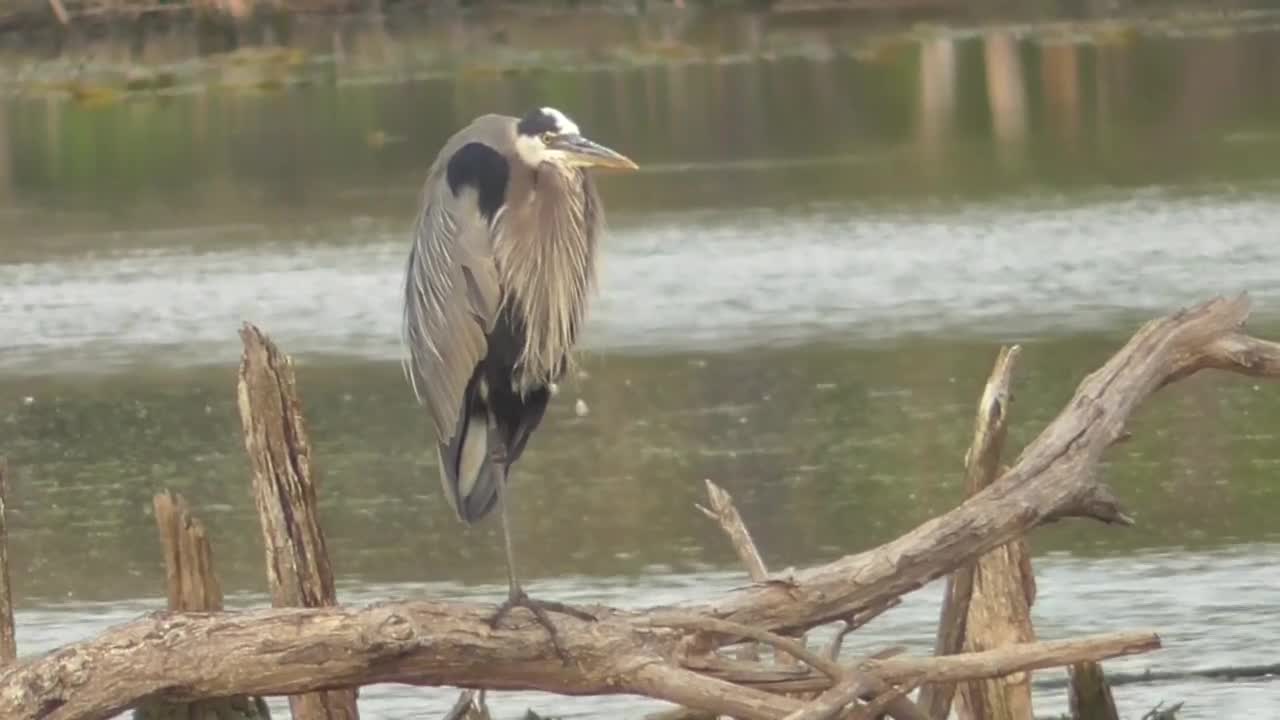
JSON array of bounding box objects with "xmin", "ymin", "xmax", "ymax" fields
[{"xmin": 516, "ymin": 108, "xmax": 560, "ymax": 137}]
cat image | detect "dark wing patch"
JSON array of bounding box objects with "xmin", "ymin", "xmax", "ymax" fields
[{"xmin": 445, "ymin": 142, "xmax": 510, "ymax": 222}]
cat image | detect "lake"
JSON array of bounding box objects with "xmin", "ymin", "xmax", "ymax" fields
[{"xmin": 1, "ymin": 7, "xmax": 1279, "ymax": 718}]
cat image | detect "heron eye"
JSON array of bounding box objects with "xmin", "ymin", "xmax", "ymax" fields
[{"xmin": 540, "ymin": 132, "xmax": 555, "ymax": 144}]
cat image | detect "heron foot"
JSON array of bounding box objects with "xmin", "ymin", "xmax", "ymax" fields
[{"xmin": 488, "ymin": 588, "xmax": 596, "ymax": 664}]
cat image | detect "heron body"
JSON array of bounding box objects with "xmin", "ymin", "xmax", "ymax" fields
[{"xmin": 401, "ymin": 107, "xmax": 636, "ymax": 648}]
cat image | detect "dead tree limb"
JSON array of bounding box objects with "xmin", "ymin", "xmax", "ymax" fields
[
  {"xmin": 0, "ymin": 597, "xmax": 1158, "ymax": 720},
  {"xmin": 0, "ymin": 460, "xmax": 14, "ymax": 665},
  {"xmin": 697, "ymin": 479, "xmax": 769, "ymax": 582},
  {"xmin": 919, "ymin": 345, "xmax": 1020, "ymax": 718},
  {"xmin": 0, "ymin": 295, "xmax": 1275, "ymax": 720},
  {"xmin": 698, "ymin": 479, "xmax": 770, "ymax": 665},
  {"xmin": 950, "ymin": 345, "xmax": 1037, "ymax": 720},
  {"xmin": 237, "ymin": 324, "xmax": 359, "ymax": 720}
]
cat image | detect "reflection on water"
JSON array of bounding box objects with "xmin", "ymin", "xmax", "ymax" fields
[
  {"xmin": 2, "ymin": 10, "xmax": 1280, "ymax": 718},
  {"xmin": 6, "ymin": 17, "xmax": 1280, "ymax": 234}
]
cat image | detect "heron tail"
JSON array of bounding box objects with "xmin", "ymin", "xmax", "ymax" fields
[{"xmin": 438, "ymin": 401, "xmax": 503, "ymax": 524}]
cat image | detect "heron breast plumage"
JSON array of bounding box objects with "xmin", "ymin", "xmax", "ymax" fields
[{"xmin": 495, "ymin": 162, "xmax": 601, "ymax": 394}]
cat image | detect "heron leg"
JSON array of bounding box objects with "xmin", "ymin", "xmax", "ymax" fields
[{"xmin": 484, "ymin": 416, "xmax": 594, "ymax": 664}]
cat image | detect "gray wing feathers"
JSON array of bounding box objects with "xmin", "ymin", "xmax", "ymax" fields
[{"xmin": 402, "ymin": 176, "xmax": 501, "ymax": 441}]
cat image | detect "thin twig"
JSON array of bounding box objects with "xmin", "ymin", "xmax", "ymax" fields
[
  {"xmin": 824, "ymin": 598, "xmax": 901, "ymax": 662},
  {"xmin": 697, "ymin": 479, "xmax": 768, "ymax": 582},
  {"xmin": 650, "ymin": 613, "xmax": 844, "ymax": 680},
  {"xmin": 47, "ymin": 0, "xmax": 70, "ymax": 24},
  {"xmin": 846, "ymin": 679, "xmax": 922, "ymax": 720},
  {"xmin": 697, "ymin": 479, "xmax": 771, "ymax": 664},
  {"xmin": 650, "ymin": 614, "xmax": 929, "ymax": 720},
  {"xmin": 782, "ymin": 675, "xmax": 869, "ymax": 720},
  {"xmin": 696, "ymin": 631, "xmax": 1161, "ymax": 695}
]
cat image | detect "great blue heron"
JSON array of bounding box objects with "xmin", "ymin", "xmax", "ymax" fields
[{"xmin": 401, "ymin": 107, "xmax": 637, "ymax": 653}]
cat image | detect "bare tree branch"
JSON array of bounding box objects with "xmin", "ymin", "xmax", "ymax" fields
[{"xmin": 697, "ymin": 479, "xmax": 769, "ymax": 582}]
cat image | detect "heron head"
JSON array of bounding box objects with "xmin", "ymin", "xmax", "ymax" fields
[{"xmin": 514, "ymin": 107, "xmax": 638, "ymax": 172}]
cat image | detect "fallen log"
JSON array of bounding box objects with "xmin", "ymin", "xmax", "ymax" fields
[{"xmin": 0, "ymin": 295, "xmax": 1275, "ymax": 720}]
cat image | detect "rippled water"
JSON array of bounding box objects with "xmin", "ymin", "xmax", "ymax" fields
[
  {"xmin": 4, "ymin": 189, "xmax": 1280, "ymax": 375},
  {"xmin": 3, "ymin": 11, "xmax": 1280, "ymax": 719}
]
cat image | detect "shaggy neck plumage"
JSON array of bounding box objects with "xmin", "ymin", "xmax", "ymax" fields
[{"xmin": 495, "ymin": 163, "xmax": 597, "ymax": 393}]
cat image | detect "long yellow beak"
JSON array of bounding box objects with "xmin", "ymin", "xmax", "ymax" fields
[{"xmin": 550, "ymin": 134, "xmax": 639, "ymax": 171}]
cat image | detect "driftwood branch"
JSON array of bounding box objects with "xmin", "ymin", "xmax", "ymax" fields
[
  {"xmin": 698, "ymin": 479, "xmax": 772, "ymax": 665},
  {"xmin": 237, "ymin": 324, "xmax": 359, "ymax": 720},
  {"xmin": 919, "ymin": 344, "xmax": 1020, "ymax": 718},
  {"xmin": 947, "ymin": 344, "xmax": 1039, "ymax": 720},
  {"xmin": 0, "ymin": 596, "xmax": 1159, "ymax": 720},
  {"xmin": 697, "ymin": 479, "xmax": 769, "ymax": 582},
  {"xmin": 0, "ymin": 296, "xmax": 1275, "ymax": 720}
]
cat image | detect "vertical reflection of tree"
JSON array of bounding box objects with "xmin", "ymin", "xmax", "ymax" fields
[
  {"xmin": 1093, "ymin": 43, "xmax": 1130, "ymax": 158},
  {"xmin": 982, "ymin": 30, "xmax": 1027, "ymax": 173},
  {"xmin": 1170, "ymin": 37, "xmax": 1246, "ymax": 136},
  {"xmin": 1041, "ymin": 42, "xmax": 1081, "ymax": 149},
  {"xmin": 916, "ymin": 36, "xmax": 957, "ymax": 181},
  {"xmin": 664, "ymin": 59, "xmax": 691, "ymax": 157},
  {"xmin": 0, "ymin": 98, "xmax": 12, "ymax": 207},
  {"xmin": 44, "ymin": 94, "xmax": 62, "ymax": 183}
]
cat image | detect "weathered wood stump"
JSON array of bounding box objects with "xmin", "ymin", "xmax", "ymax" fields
[
  {"xmin": 1069, "ymin": 661, "xmax": 1120, "ymax": 720},
  {"xmin": 237, "ymin": 324, "xmax": 359, "ymax": 720},
  {"xmin": 134, "ymin": 491, "xmax": 270, "ymax": 720}
]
